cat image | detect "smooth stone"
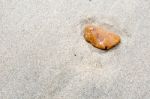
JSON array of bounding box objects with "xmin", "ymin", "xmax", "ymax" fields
[{"xmin": 84, "ymin": 24, "xmax": 121, "ymax": 50}]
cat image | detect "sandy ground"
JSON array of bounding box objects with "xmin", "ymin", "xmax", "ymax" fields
[{"xmin": 0, "ymin": 0, "xmax": 150, "ymax": 99}]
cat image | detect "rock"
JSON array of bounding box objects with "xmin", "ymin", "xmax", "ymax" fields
[{"xmin": 83, "ymin": 24, "xmax": 121, "ymax": 50}]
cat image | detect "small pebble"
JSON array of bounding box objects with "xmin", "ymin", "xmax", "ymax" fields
[{"xmin": 83, "ymin": 24, "xmax": 121, "ymax": 50}]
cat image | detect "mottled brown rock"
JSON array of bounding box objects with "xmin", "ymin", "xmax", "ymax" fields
[{"xmin": 84, "ymin": 24, "xmax": 121, "ymax": 50}]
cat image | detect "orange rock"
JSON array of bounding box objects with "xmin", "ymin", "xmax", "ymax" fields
[{"xmin": 84, "ymin": 24, "xmax": 121, "ymax": 50}]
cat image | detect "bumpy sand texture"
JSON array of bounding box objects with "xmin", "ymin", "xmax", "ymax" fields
[
  {"xmin": 1, "ymin": 0, "xmax": 150, "ymax": 99},
  {"xmin": 84, "ymin": 25, "xmax": 121, "ymax": 50}
]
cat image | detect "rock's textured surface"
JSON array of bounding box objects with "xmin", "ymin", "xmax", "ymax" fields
[{"xmin": 84, "ymin": 25, "xmax": 121, "ymax": 50}]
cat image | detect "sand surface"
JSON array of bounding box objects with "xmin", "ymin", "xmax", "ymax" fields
[{"xmin": 0, "ymin": 0, "xmax": 150, "ymax": 99}]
